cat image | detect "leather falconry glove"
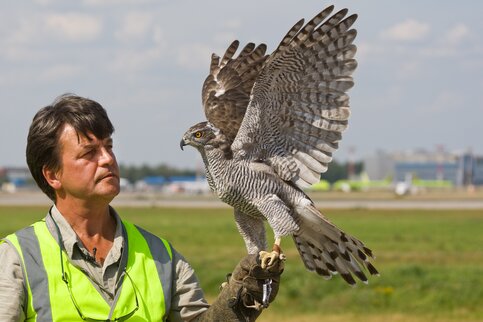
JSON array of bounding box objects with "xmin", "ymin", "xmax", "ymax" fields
[{"xmin": 197, "ymin": 254, "xmax": 284, "ymax": 322}]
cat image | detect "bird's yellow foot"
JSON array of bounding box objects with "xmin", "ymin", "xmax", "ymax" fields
[{"xmin": 259, "ymin": 244, "xmax": 286, "ymax": 268}]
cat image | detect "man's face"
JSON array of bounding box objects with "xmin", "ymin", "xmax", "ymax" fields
[{"xmin": 54, "ymin": 124, "xmax": 120, "ymax": 203}]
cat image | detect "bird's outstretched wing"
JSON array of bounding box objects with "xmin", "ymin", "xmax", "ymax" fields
[
  {"xmin": 232, "ymin": 6, "xmax": 358, "ymax": 188},
  {"xmin": 202, "ymin": 41, "xmax": 268, "ymax": 142}
]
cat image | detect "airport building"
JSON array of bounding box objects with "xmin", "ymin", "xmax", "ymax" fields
[
  {"xmin": 364, "ymin": 149, "xmax": 483, "ymax": 187},
  {"xmin": 0, "ymin": 167, "xmax": 35, "ymax": 192}
]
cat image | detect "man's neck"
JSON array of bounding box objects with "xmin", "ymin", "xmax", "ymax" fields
[{"xmin": 55, "ymin": 198, "xmax": 116, "ymax": 265}]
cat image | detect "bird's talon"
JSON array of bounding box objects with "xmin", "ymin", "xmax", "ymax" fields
[{"xmin": 259, "ymin": 250, "xmax": 281, "ymax": 269}]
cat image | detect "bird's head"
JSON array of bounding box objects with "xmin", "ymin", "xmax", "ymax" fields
[{"xmin": 180, "ymin": 121, "xmax": 221, "ymax": 151}]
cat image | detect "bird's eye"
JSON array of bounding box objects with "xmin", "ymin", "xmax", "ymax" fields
[{"xmin": 194, "ymin": 131, "xmax": 203, "ymax": 138}]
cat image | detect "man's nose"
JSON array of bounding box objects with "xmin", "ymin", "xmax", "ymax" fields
[{"xmin": 99, "ymin": 147, "xmax": 115, "ymax": 165}]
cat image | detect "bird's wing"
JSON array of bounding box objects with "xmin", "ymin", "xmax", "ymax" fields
[
  {"xmin": 232, "ymin": 6, "xmax": 357, "ymax": 188},
  {"xmin": 202, "ymin": 41, "xmax": 268, "ymax": 142}
]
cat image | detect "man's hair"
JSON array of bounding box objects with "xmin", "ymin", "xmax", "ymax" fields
[{"xmin": 26, "ymin": 94, "xmax": 115, "ymax": 201}]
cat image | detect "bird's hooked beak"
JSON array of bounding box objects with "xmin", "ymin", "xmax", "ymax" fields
[{"xmin": 180, "ymin": 138, "xmax": 187, "ymax": 151}]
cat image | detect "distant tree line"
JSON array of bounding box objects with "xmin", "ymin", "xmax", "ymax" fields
[
  {"xmin": 119, "ymin": 160, "xmax": 362, "ymax": 184},
  {"xmin": 321, "ymin": 160, "xmax": 363, "ymax": 183},
  {"xmin": 119, "ymin": 164, "xmax": 196, "ymax": 183}
]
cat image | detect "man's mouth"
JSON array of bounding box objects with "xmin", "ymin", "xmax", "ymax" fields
[{"xmin": 97, "ymin": 172, "xmax": 118, "ymax": 182}]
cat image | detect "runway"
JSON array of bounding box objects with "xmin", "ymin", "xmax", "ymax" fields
[{"xmin": 1, "ymin": 191, "xmax": 483, "ymax": 209}]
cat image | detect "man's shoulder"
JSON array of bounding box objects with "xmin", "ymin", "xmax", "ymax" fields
[
  {"xmin": 2, "ymin": 219, "xmax": 47, "ymax": 242},
  {"xmin": 1, "ymin": 218, "xmax": 48, "ymax": 264},
  {"xmin": 123, "ymin": 221, "xmax": 173, "ymax": 254},
  {"xmin": 122, "ymin": 220, "xmax": 161, "ymax": 240},
  {"xmin": 0, "ymin": 238, "xmax": 22, "ymax": 265}
]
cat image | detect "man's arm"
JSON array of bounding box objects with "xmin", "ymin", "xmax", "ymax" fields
[
  {"xmin": 169, "ymin": 250, "xmax": 283, "ymax": 322},
  {"xmin": 0, "ymin": 241, "xmax": 27, "ymax": 322},
  {"xmin": 168, "ymin": 249, "xmax": 210, "ymax": 321}
]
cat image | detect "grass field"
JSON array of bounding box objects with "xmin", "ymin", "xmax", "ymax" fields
[{"xmin": 1, "ymin": 206, "xmax": 483, "ymax": 322}]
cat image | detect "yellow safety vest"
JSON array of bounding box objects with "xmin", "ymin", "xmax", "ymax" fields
[{"xmin": 3, "ymin": 218, "xmax": 173, "ymax": 321}]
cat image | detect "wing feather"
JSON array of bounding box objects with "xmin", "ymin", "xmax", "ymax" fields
[
  {"xmin": 232, "ymin": 6, "xmax": 358, "ymax": 188},
  {"xmin": 280, "ymin": 6, "xmax": 335, "ymax": 50},
  {"xmin": 277, "ymin": 18, "xmax": 306, "ymax": 50},
  {"xmin": 292, "ymin": 158, "xmax": 319, "ymax": 188},
  {"xmin": 202, "ymin": 41, "xmax": 268, "ymax": 141},
  {"xmin": 293, "ymin": 150, "xmax": 326, "ymax": 173}
]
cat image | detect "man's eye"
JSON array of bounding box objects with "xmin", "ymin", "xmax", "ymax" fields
[{"xmin": 81, "ymin": 150, "xmax": 95, "ymax": 158}]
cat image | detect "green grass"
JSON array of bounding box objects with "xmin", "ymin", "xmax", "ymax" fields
[{"xmin": 1, "ymin": 206, "xmax": 483, "ymax": 321}]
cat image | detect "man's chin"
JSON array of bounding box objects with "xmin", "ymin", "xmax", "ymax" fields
[{"xmin": 97, "ymin": 183, "xmax": 121, "ymax": 201}]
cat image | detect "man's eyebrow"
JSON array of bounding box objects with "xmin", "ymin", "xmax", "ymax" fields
[
  {"xmin": 79, "ymin": 142, "xmax": 97, "ymax": 150},
  {"xmin": 78, "ymin": 136, "xmax": 112, "ymax": 149}
]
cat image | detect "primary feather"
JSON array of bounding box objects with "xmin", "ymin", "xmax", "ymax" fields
[{"xmin": 181, "ymin": 5, "xmax": 378, "ymax": 285}]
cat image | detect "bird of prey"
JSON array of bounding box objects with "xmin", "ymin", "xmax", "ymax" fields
[{"xmin": 180, "ymin": 5, "xmax": 378, "ymax": 285}]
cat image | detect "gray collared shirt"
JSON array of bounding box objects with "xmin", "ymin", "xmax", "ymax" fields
[{"xmin": 0, "ymin": 205, "xmax": 209, "ymax": 321}]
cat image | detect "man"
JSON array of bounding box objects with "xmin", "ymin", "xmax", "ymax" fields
[{"xmin": 0, "ymin": 94, "xmax": 282, "ymax": 321}]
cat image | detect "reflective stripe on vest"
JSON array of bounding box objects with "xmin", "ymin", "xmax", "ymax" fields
[{"xmin": 4, "ymin": 219, "xmax": 173, "ymax": 322}]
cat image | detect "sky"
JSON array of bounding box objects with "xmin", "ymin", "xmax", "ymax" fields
[{"xmin": 1, "ymin": 0, "xmax": 482, "ymax": 170}]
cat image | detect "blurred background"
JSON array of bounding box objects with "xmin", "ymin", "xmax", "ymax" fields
[
  {"xmin": 0, "ymin": 0, "xmax": 482, "ymax": 172},
  {"xmin": 1, "ymin": 1, "xmax": 482, "ymax": 321}
]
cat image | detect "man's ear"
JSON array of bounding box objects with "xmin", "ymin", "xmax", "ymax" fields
[{"xmin": 42, "ymin": 165, "xmax": 62, "ymax": 190}]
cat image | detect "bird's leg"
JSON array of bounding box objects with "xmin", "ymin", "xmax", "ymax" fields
[{"xmin": 259, "ymin": 237, "xmax": 286, "ymax": 268}]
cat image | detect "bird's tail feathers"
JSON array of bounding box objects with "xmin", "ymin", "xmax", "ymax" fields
[{"xmin": 293, "ymin": 203, "xmax": 378, "ymax": 285}]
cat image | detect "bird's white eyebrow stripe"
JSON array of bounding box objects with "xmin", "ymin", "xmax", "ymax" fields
[{"xmin": 207, "ymin": 122, "xmax": 220, "ymax": 135}]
